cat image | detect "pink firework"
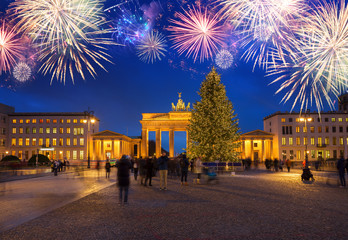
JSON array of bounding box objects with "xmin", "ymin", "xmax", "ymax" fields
[
  {"xmin": 0, "ymin": 22, "xmax": 24, "ymax": 74},
  {"xmin": 168, "ymin": 6, "xmax": 226, "ymax": 62}
]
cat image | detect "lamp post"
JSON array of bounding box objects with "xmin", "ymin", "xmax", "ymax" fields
[
  {"xmin": 299, "ymin": 117, "xmax": 312, "ymax": 169},
  {"xmin": 84, "ymin": 109, "xmax": 95, "ymax": 169}
]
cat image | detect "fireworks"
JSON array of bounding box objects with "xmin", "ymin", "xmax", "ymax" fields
[
  {"xmin": 168, "ymin": 6, "xmax": 226, "ymax": 62},
  {"xmin": 136, "ymin": 30, "xmax": 167, "ymax": 63},
  {"xmin": 269, "ymin": 0, "xmax": 348, "ymax": 112},
  {"xmin": 0, "ymin": 22, "xmax": 24, "ymax": 74},
  {"xmin": 215, "ymin": 49, "xmax": 234, "ymax": 69},
  {"xmin": 13, "ymin": 62, "xmax": 31, "ymax": 82},
  {"xmin": 11, "ymin": 0, "xmax": 116, "ymax": 83}
]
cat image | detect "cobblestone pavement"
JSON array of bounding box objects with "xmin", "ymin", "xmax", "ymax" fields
[{"xmin": 0, "ymin": 169, "xmax": 347, "ymax": 240}]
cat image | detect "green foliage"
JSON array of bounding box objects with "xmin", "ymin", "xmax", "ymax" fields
[
  {"xmin": 1, "ymin": 155, "xmax": 20, "ymax": 162},
  {"xmin": 187, "ymin": 68, "xmax": 241, "ymax": 162},
  {"xmin": 28, "ymin": 154, "xmax": 50, "ymax": 166}
]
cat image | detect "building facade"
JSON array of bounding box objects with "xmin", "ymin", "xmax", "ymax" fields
[{"xmin": 264, "ymin": 111, "xmax": 348, "ymax": 162}]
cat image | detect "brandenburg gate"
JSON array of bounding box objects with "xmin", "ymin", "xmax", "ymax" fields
[{"xmin": 140, "ymin": 94, "xmax": 191, "ymax": 158}]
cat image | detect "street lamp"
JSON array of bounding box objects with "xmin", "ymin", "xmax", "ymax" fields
[
  {"xmin": 299, "ymin": 117, "xmax": 312, "ymax": 169},
  {"xmin": 84, "ymin": 109, "xmax": 95, "ymax": 169}
]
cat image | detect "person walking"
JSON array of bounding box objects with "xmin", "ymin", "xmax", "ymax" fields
[
  {"xmin": 158, "ymin": 152, "xmax": 169, "ymax": 190},
  {"xmin": 139, "ymin": 157, "xmax": 146, "ymax": 185},
  {"xmin": 105, "ymin": 159, "xmax": 111, "ymax": 179},
  {"xmin": 194, "ymin": 157, "xmax": 203, "ymax": 184},
  {"xmin": 180, "ymin": 154, "xmax": 189, "ymax": 186},
  {"xmin": 337, "ymin": 157, "xmax": 346, "ymax": 187},
  {"xmin": 133, "ymin": 158, "xmax": 139, "ymax": 181},
  {"xmin": 286, "ymin": 159, "xmax": 291, "ymax": 172},
  {"xmin": 144, "ymin": 157, "xmax": 154, "ymax": 186},
  {"xmin": 116, "ymin": 155, "xmax": 132, "ymax": 205},
  {"xmin": 274, "ymin": 158, "xmax": 279, "ymax": 172}
]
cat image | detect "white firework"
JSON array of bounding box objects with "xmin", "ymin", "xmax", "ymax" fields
[
  {"xmin": 13, "ymin": 62, "xmax": 31, "ymax": 82},
  {"xmin": 253, "ymin": 23, "xmax": 274, "ymax": 42},
  {"xmin": 215, "ymin": 50, "xmax": 234, "ymax": 69}
]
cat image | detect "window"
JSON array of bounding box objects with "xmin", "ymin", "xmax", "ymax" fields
[
  {"xmin": 339, "ymin": 118, "xmax": 343, "ymax": 122},
  {"xmin": 67, "ymin": 119, "xmax": 71, "ymax": 123},
  {"xmin": 333, "ymin": 137, "xmax": 337, "ymax": 145},
  {"xmin": 289, "ymin": 150, "xmax": 294, "ymax": 159},
  {"xmin": 39, "ymin": 119, "xmax": 44, "ymax": 123},
  {"xmin": 325, "ymin": 150, "xmax": 330, "ymax": 159},
  {"xmin": 303, "ymin": 126, "xmax": 307, "ymax": 133},
  {"xmin": 303, "ymin": 137, "xmax": 307, "ymax": 145},
  {"xmin": 39, "ymin": 138, "xmax": 43, "ymax": 146},
  {"xmin": 332, "ymin": 126, "xmax": 336, "ymax": 133},
  {"xmin": 66, "ymin": 151, "xmax": 70, "ymax": 159},
  {"xmin": 39, "ymin": 128, "xmax": 43, "ymax": 134},
  {"xmin": 340, "ymin": 137, "xmax": 343, "ymax": 145},
  {"xmin": 311, "ymin": 138, "xmax": 315, "ymax": 145},
  {"xmin": 32, "ymin": 119, "xmax": 37, "ymax": 123},
  {"xmin": 59, "ymin": 138, "xmax": 63, "ymax": 146},
  {"xmin": 60, "ymin": 119, "xmax": 64, "ymax": 123},
  {"xmin": 73, "ymin": 138, "xmax": 77, "ymax": 146},
  {"xmin": 32, "ymin": 127, "xmax": 36, "ymax": 134},
  {"xmin": 19, "ymin": 138, "xmax": 23, "ymax": 146},
  {"xmin": 46, "ymin": 128, "xmax": 50, "ymax": 134},
  {"xmin": 45, "ymin": 138, "xmax": 50, "ymax": 147},
  {"xmin": 11, "ymin": 138, "xmax": 16, "ymax": 146},
  {"xmin": 80, "ymin": 138, "xmax": 84, "ymax": 146},
  {"xmin": 19, "ymin": 128, "xmax": 23, "ymax": 134},
  {"xmin": 310, "ymin": 127, "xmax": 315, "ymax": 133},
  {"xmin": 296, "ymin": 137, "xmax": 300, "ymax": 145},
  {"xmin": 318, "ymin": 137, "xmax": 322, "ymax": 146},
  {"xmin": 66, "ymin": 138, "xmax": 71, "ymax": 146},
  {"xmin": 26, "ymin": 119, "xmax": 30, "ymax": 123},
  {"xmin": 53, "ymin": 119, "xmax": 57, "ymax": 123},
  {"xmin": 296, "ymin": 127, "xmax": 300, "ymax": 133},
  {"xmin": 19, "ymin": 119, "xmax": 23, "ymax": 123},
  {"xmin": 12, "ymin": 119, "xmax": 17, "ymax": 123},
  {"xmin": 281, "ymin": 118, "xmax": 286, "ymax": 122},
  {"xmin": 32, "ymin": 138, "xmax": 37, "ymax": 146},
  {"xmin": 318, "ymin": 127, "xmax": 322, "ymax": 133},
  {"xmin": 53, "ymin": 128, "xmax": 57, "ymax": 134},
  {"xmin": 325, "ymin": 118, "xmax": 328, "ymax": 122},
  {"xmin": 339, "ymin": 126, "xmax": 343, "ymax": 133},
  {"xmin": 12, "ymin": 128, "xmax": 16, "ymax": 134},
  {"xmin": 52, "ymin": 138, "xmax": 57, "ymax": 146},
  {"xmin": 297, "ymin": 150, "xmax": 301, "ymax": 160},
  {"xmin": 325, "ymin": 137, "xmax": 329, "ymax": 145},
  {"xmin": 282, "ymin": 126, "xmax": 292, "ymax": 135},
  {"xmin": 289, "ymin": 118, "xmax": 293, "ymax": 122},
  {"xmin": 282, "ymin": 138, "xmax": 286, "ymax": 145},
  {"xmin": 325, "ymin": 126, "xmax": 329, "ymax": 133},
  {"xmin": 73, "ymin": 119, "xmax": 77, "ymax": 123},
  {"xmin": 296, "ymin": 118, "xmax": 300, "ymax": 122},
  {"xmin": 79, "ymin": 151, "xmax": 84, "ymax": 160},
  {"xmin": 67, "ymin": 128, "xmax": 71, "ymax": 134},
  {"xmin": 25, "ymin": 138, "xmax": 30, "ymax": 146},
  {"xmin": 80, "ymin": 119, "xmax": 85, "ymax": 123},
  {"xmin": 26, "ymin": 127, "xmax": 30, "ymax": 134},
  {"xmin": 311, "ymin": 150, "xmax": 315, "ymax": 158},
  {"xmin": 289, "ymin": 137, "xmax": 293, "ymax": 145},
  {"xmin": 59, "ymin": 128, "xmax": 64, "ymax": 134},
  {"xmin": 332, "ymin": 118, "xmax": 336, "ymax": 122},
  {"xmin": 18, "ymin": 151, "xmax": 22, "ymax": 160},
  {"xmin": 46, "ymin": 119, "xmax": 50, "ymax": 123},
  {"xmin": 73, "ymin": 151, "xmax": 77, "ymax": 160}
]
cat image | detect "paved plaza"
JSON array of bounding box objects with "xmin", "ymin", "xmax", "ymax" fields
[{"xmin": 0, "ymin": 168, "xmax": 347, "ymax": 240}]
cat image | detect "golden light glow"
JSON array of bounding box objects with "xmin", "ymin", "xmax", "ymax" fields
[
  {"xmin": 91, "ymin": 119, "xmax": 95, "ymax": 123},
  {"xmin": 83, "ymin": 119, "xmax": 87, "ymax": 123}
]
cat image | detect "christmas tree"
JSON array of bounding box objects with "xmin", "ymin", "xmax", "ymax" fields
[{"xmin": 187, "ymin": 68, "xmax": 241, "ymax": 162}]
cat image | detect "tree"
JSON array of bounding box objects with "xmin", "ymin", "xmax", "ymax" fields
[
  {"xmin": 28, "ymin": 154, "xmax": 50, "ymax": 166},
  {"xmin": 187, "ymin": 68, "xmax": 241, "ymax": 162}
]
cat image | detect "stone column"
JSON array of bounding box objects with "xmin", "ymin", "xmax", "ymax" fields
[
  {"xmin": 242, "ymin": 140, "xmax": 245, "ymax": 159},
  {"xmin": 169, "ymin": 129, "xmax": 174, "ymax": 158},
  {"xmin": 251, "ymin": 140, "xmax": 254, "ymax": 161},
  {"xmin": 270, "ymin": 140, "xmax": 274, "ymax": 159},
  {"xmin": 119, "ymin": 140, "xmax": 123, "ymax": 157},
  {"xmin": 100, "ymin": 140, "xmax": 104, "ymax": 160},
  {"xmin": 156, "ymin": 129, "xmax": 161, "ymax": 157},
  {"xmin": 186, "ymin": 131, "xmax": 190, "ymax": 150},
  {"xmin": 261, "ymin": 139, "xmax": 265, "ymax": 162},
  {"xmin": 92, "ymin": 140, "xmax": 96, "ymax": 160},
  {"xmin": 111, "ymin": 140, "xmax": 115, "ymax": 159},
  {"xmin": 141, "ymin": 129, "xmax": 148, "ymax": 157}
]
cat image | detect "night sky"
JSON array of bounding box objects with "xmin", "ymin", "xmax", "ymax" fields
[{"xmin": 0, "ymin": 0, "xmax": 337, "ymax": 153}]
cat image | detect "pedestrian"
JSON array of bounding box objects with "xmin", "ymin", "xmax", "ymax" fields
[
  {"xmin": 180, "ymin": 154, "xmax": 189, "ymax": 186},
  {"xmin": 337, "ymin": 157, "xmax": 346, "ymax": 187},
  {"xmin": 133, "ymin": 158, "xmax": 138, "ymax": 181},
  {"xmin": 158, "ymin": 152, "xmax": 169, "ymax": 190},
  {"xmin": 105, "ymin": 159, "xmax": 111, "ymax": 179},
  {"xmin": 139, "ymin": 157, "xmax": 146, "ymax": 185},
  {"xmin": 274, "ymin": 158, "xmax": 279, "ymax": 172},
  {"xmin": 53, "ymin": 160, "xmax": 58, "ymax": 176},
  {"xmin": 144, "ymin": 157, "xmax": 154, "ymax": 186},
  {"xmin": 66, "ymin": 160, "xmax": 70, "ymax": 170},
  {"xmin": 286, "ymin": 159, "xmax": 291, "ymax": 172},
  {"xmin": 345, "ymin": 158, "xmax": 348, "ymax": 177},
  {"xmin": 279, "ymin": 159, "xmax": 283, "ymax": 171},
  {"xmin": 116, "ymin": 155, "xmax": 132, "ymax": 205},
  {"xmin": 194, "ymin": 157, "xmax": 203, "ymax": 184}
]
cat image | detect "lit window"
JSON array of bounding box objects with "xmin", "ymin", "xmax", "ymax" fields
[
  {"xmin": 52, "ymin": 138, "xmax": 57, "ymax": 146},
  {"xmin": 46, "ymin": 128, "xmax": 50, "ymax": 134},
  {"xmin": 53, "ymin": 119, "xmax": 57, "ymax": 124},
  {"xmin": 303, "ymin": 127, "xmax": 307, "ymax": 133},
  {"xmin": 295, "ymin": 118, "xmax": 300, "ymax": 122},
  {"xmin": 289, "ymin": 138, "xmax": 293, "ymax": 145},
  {"xmin": 39, "ymin": 119, "xmax": 44, "ymax": 123},
  {"xmin": 19, "ymin": 138, "xmax": 23, "ymax": 146},
  {"xmin": 66, "ymin": 151, "xmax": 70, "ymax": 159},
  {"xmin": 25, "ymin": 138, "xmax": 30, "ymax": 146},
  {"xmin": 39, "ymin": 128, "xmax": 43, "ymax": 134},
  {"xmin": 81, "ymin": 128, "xmax": 84, "ymax": 135},
  {"xmin": 79, "ymin": 151, "xmax": 84, "ymax": 160},
  {"xmin": 46, "ymin": 138, "xmax": 50, "ymax": 147},
  {"xmin": 332, "ymin": 118, "xmax": 336, "ymax": 122},
  {"xmin": 80, "ymin": 138, "xmax": 84, "ymax": 146},
  {"xmin": 26, "ymin": 119, "xmax": 30, "ymax": 124},
  {"xmin": 339, "ymin": 118, "xmax": 343, "ymax": 122},
  {"xmin": 46, "ymin": 119, "xmax": 50, "ymax": 123},
  {"xmin": 73, "ymin": 138, "xmax": 77, "ymax": 146},
  {"xmin": 67, "ymin": 119, "xmax": 71, "ymax": 123},
  {"xmin": 32, "ymin": 127, "xmax": 37, "ymax": 134},
  {"xmin": 281, "ymin": 118, "xmax": 285, "ymax": 123},
  {"xmin": 11, "ymin": 138, "xmax": 16, "ymax": 146},
  {"xmin": 282, "ymin": 137, "xmax": 286, "ymax": 145},
  {"xmin": 318, "ymin": 127, "xmax": 322, "ymax": 133},
  {"xmin": 296, "ymin": 137, "xmax": 300, "ymax": 145},
  {"xmin": 18, "ymin": 151, "xmax": 22, "ymax": 160},
  {"xmin": 73, "ymin": 119, "xmax": 77, "ymax": 123},
  {"xmin": 39, "ymin": 138, "xmax": 43, "ymax": 146},
  {"xmin": 296, "ymin": 127, "xmax": 300, "ymax": 133},
  {"xmin": 74, "ymin": 128, "xmax": 77, "ymax": 135},
  {"xmin": 325, "ymin": 137, "xmax": 329, "ymax": 145},
  {"xmin": 318, "ymin": 137, "xmax": 322, "ymax": 146},
  {"xmin": 333, "ymin": 137, "xmax": 337, "ymax": 145},
  {"xmin": 73, "ymin": 151, "xmax": 77, "ymax": 160},
  {"xmin": 32, "ymin": 119, "xmax": 37, "ymax": 123},
  {"xmin": 310, "ymin": 127, "xmax": 315, "ymax": 133},
  {"xmin": 80, "ymin": 119, "xmax": 84, "ymax": 123},
  {"xmin": 11, "ymin": 150, "xmax": 16, "ymax": 156},
  {"xmin": 346, "ymin": 118, "xmax": 348, "ymax": 122},
  {"xmin": 340, "ymin": 137, "xmax": 343, "ymax": 145},
  {"xmin": 297, "ymin": 150, "xmax": 301, "ymax": 160},
  {"xmin": 66, "ymin": 138, "xmax": 71, "ymax": 146},
  {"xmin": 67, "ymin": 128, "xmax": 71, "ymax": 134},
  {"xmin": 12, "ymin": 128, "xmax": 16, "ymax": 134},
  {"xmin": 19, "ymin": 119, "xmax": 23, "ymax": 123},
  {"xmin": 60, "ymin": 119, "xmax": 64, "ymax": 123},
  {"xmin": 26, "ymin": 127, "xmax": 30, "ymax": 134},
  {"xmin": 311, "ymin": 138, "xmax": 315, "ymax": 145},
  {"xmin": 32, "ymin": 138, "xmax": 37, "ymax": 146},
  {"xmin": 303, "ymin": 138, "xmax": 307, "ymax": 145},
  {"xmin": 325, "ymin": 150, "xmax": 330, "ymax": 158},
  {"xmin": 53, "ymin": 128, "xmax": 57, "ymax": 134},
  {"xmin": 311, "ymin": 150, "xmax": 316, "ymax": 158},
  {"xmin": 59, "ymin": 128, "xmax": 63, "ymax": 134},
  {"xmin": 19, "ymin": 128, "xmax": 23, "ymax": 134},
  {"xmin": 12, "ymin": 119, "xmax": 17, "ymax": 123},
  {"xmin": 59, "ymin": 138, "xmax": 63, "ymax": 146}
]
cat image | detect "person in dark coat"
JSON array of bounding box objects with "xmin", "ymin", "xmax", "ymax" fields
[
  {"xmin": 116, "ymin": 155, "xmax": 132, "ymax": 204},
  {"xmin": 105, "ymin": 159, "xmax": 111, "ymax": 179},
  {"xmin": 138, "ymin": 157, "xmax": 146, "ymax": 185},
  {"xmin": 337, "ymin": 157, "xmax": 346, "ymax": 187},
  {"xmin": 133, "ymin": 158, "xmax": 139, "ymax": 181},
  {"xmin": 273, "ymin": 159, "xmax": 279, "ymax": 171},
  {"xmin": 144, "ymin": 157, "xmax": 154, "ymax": 186},
  {"xmin": 158, "ymin": 152, "xmax": 169, "ymax": 190},
  {"xmin": 180, "ymin": 154, "xmax": 190, "ymax": 186}
]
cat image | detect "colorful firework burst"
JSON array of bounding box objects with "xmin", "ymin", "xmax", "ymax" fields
[
  {"xmin": 11, "ymin": 0, "xmax": 116, "ymax": 83},
  {"xmin": 13, "ymin": 62, "xmax": 31, "ymax": 82},
  {"xmin": 0, "ymin": 22, "xmax": 24, "ymax": 74},
  {"xmin": 136, "ymin": 30, "xmax": 167, "ymax": 63},
  {"xmin": 168, "ymin": 6, "xmax": 226, "ymax": 62},
  {"xmin": 269, "ymin": 0, "xmax": 348, "ymax": 112},
  {"xmin": 215, "ymin": 49, "xmax": 234, "ymax": 69}
]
